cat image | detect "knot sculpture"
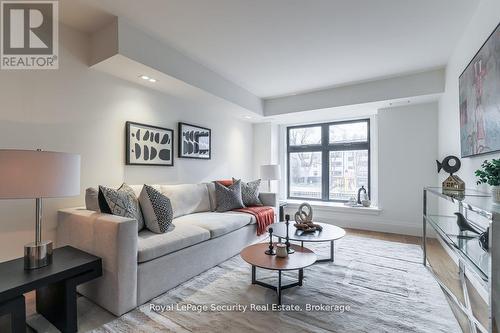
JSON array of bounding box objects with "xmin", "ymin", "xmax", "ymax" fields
[
  {"xmin": 294, "ymin": 203, "xmax": 322, "ymax": 232},
  {"xmin": 294, "ymin": 202, "xmax": 313, "ymax": 223}
]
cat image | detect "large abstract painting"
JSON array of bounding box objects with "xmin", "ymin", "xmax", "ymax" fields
[
  {"xmin": 126, "ymin": 122, "xmax": 174, "ymax": 166},
  {"xmin": 459, "ymin": 23, "xmax": 500, "ymax": 157},
  {"xmin": 178, "ymin": 122, "xmax": 211, "ymax": 159}
]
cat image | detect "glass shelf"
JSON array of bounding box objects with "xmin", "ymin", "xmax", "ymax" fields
[
  {"xmin": 425, "ymin": 187, "xmax": 499, "ymax": 220},
  {"xmin": 425, "ymin": 214, "xmax": 489, "ymax": 282},
  {"xmin": 423, "ymin": 186, "xmax": 500, "ymax": 333}
]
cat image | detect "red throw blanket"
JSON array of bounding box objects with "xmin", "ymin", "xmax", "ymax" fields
[{"xmin": 234, "ymin": 206, "xmax": 274, "ymax": 236}]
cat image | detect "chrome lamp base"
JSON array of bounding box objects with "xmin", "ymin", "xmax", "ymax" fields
[
  {"xmin": 24, "ymin": 240, "xmax": 53, "ymax": 270},
  {"xmin": 23, "ymin": 197, "xmax": 53, "ymax": 270}
]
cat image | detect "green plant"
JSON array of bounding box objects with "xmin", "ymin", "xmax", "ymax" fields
[{"xmin": 475, "ymin": 159, "xmax": 500, "ymax": 186}]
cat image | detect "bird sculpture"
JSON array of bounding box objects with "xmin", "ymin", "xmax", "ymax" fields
[
  {"xmin": 454, "ymin": 212, "xmax": 480, "ymax": 234},
  {"xmin": 454, "ymin": 212, "xmax": 489, "ymax": 252}
]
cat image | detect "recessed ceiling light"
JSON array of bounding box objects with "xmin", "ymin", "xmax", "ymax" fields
[
  {"xmin": 139, "ymin": 75, "xmax": 150, "ymax": 80},
  {"xmin": 149, "ymin": 78, "xmax": 157, "ymax": 83},
  {"xmin": 244, "ymin": 115, "xmax": 252, "ymax": 119}
]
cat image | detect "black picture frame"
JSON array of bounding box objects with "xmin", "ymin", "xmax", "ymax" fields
[
  {"xmin": 126, "ymin": 121, "xmax": 174, "ymax": 166},
  {"xmin": 178, "ymin": 122, "xmax": 211, "ymax": 160}
]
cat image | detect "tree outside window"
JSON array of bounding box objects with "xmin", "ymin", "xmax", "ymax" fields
[{"xmin": 287, "ymin": 120, "xmax": 370, "ymax": 202}]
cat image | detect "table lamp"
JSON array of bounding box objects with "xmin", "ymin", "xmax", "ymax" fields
[
  {"xmin": 0, "ymin": 150, "xmax": 80, "ymax": 269},
  {"xmin": 260, "ymin": 164, "xmax": 281, "ymax": 192}
]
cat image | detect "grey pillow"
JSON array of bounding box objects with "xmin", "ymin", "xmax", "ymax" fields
[
  {"xmin": 139, "ymin": 185, "xmax": 174, "ymax": 234},
  {"xmin": 232, "ymin": 177, "xmax": 262, "ymax": 207},
  {"xmin": 215, "ymin": 179, "xmax": 245, "ymax": 212},
  {"xmin": 99, "ymin": 183, "xmax": 145, "ymax": 231},
  {"xmin": 85, "ymin": 187, "xmax": 100, "ymax": 212},
  {"xmin": 205, "ymin": 182, "xmax": 217, "ymax": 212},
  {"xmin": 84, "ymin": 187, "xmax": 112, "ymax": 213}
]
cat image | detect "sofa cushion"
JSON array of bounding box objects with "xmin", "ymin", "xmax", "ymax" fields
[
  {"xmin": 222, "ymin": 211, "xmax": 257, "ymax": 225},
  {"xmin": 98, "ymin": 187, "xmax": 113, "ymax": 214},
  {"xmin": 99, "ymin": 184, "xmax": 144, "ymax": 231},
  {"xmin": 205, "ymin": 182, "xmax": 217, "ymax": 211},
  {"xmin": 160, "ymin": 184, "xmax": 211, "ymax": 218},
  {"xmin": 128, "ymin": 184, "xmax": 160, "ymax": 198},
  {"xmin": 139, "ymin": 185, "xmax": 174, "ymax": 234},
  {"xmin": 216, "ymin": 179, "xmax": 233, "ymax": 186},
  {"xmin": 174, "ymin": 212, "xmax": 254, "ymax": 238},
  {"xmin": 85, "ymin": 187, "xmax": 100, "ymax": 212},
  {"xmin": 129, "ymin": 184, "xmax": 211, "ymax": 218},
  {"xmin": 233, "ymin": 177, "xmax": 262, "ymax": 207},
  {"xmin": 215, "ymin": 180, "xmax": 245, "ymax": 212},
  {"xmin": 137, "ymin": 224, "xmax": 210, "ymax": 263},
  {"xmin": 85, "ymin": 187, "xmax": 112, "ymax": 213}
]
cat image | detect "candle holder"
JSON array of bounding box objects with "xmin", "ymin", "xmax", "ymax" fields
[
  {"xmin": 285, "ymin": 214, "xmax": 295, "ymax": 254},
  {"xmin": 265, "ymin": 227, "xmax": 275, "ymax": 255}
]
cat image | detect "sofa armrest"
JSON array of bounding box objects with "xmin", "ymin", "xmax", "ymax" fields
[
  {"xmin": 56, "ymin": 208, "xmax": 138, "ymax": 316},
  {"xmin": 259, "ymin": 192, "xmax": 277, "ymax": 208}
]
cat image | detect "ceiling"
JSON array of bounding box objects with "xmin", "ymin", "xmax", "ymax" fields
[
  {"xmin": 269, "ymin": 94, "xmax": 441, "ymax": 125},
  {"xmin": 60, "ymin": 0, "xmax": 479, "ymax": 98}
]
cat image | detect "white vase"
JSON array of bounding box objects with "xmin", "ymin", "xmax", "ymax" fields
[{"xmin": 492, "ymin": 186, "xmax": 500, "ymax": 204}]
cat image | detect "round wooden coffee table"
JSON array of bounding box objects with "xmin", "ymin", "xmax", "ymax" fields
[
  {"xmin": 270, "ymin": 222, "xmax": 346, "ymax": 263},
  {"xmin": 240, "ymin": 243, "xmax": 316, "ymax": 305}
]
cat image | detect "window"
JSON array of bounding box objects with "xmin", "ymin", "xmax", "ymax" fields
[{"xmin": 287, "ymin": 119, "xmax": 370, "ymax": 202}]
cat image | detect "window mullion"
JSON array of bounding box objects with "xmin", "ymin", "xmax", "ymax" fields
[
  {"xmin": 327, "ymin": 142, "xmax": 369, "ymax": 151},
  {"xmin": 288, "ymin": 146, "xmax": 323, "ymax": 153},
  {"xmin": 287, "ymin": 119, "xmax": 370, "ymax": 202},
  {"xmin": 321, "ymin": 124, "xmax": 329, "ymax": 201}
]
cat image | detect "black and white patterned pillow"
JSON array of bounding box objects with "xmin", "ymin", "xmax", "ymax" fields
[
  {"xmin": 215, "ymin": 179, "xmax": 245, "ymax": 212},
  {"xmin": 232, "ymin": 178, "xmax": 262, "ymax": 207},
  {"xmin": 99, "ymin": 183, "xmax": 145, "ymax": 231},
  {"xmin": 139, "ymin": 185, "xmax": 174, "ymax": 234}
]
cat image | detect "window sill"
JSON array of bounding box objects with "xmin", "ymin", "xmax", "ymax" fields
[{"xmin": 285, "ymin": 199, "xmax": 382, "ymax": 215}]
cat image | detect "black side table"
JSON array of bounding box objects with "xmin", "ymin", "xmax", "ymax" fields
[{"xmin": 0, "ymin": 246, "xmax": 102, "ymax": 333}]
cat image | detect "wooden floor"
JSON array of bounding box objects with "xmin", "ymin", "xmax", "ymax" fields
[{"xmin": 2, "ymin": 228, "xmax": 487, "ymax": 333}]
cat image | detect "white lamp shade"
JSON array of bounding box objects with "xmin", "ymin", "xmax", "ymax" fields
[
  {"xmin": 260, "ymin": 164, "xmax": 281, "ymax": 181},
  {"xmin": 0, "ymin": 150, "xmax": 81, "ymax": 199}
]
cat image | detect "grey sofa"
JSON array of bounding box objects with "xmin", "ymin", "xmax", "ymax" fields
[{"xmin": 57, "ymin": 183, "xmax": 276, "ymax": 316}]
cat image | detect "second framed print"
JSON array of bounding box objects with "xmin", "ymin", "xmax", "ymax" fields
[{"xmin": 178, "ymin": 122, "xmax": 211, "ymax": 159}]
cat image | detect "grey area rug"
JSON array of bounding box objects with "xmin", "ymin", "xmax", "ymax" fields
[{"xmin": 91, "ymin": 235, "xmax": 461, "ymax": 333}]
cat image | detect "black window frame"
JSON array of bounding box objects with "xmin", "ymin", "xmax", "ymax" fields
[{"xmin": 286, "ymin": 118, "xmax": 370, "ymax": 202}]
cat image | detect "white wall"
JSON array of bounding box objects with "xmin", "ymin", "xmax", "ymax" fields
[
  {"xmin": 0, "ymin": 25, "xmax": 253, "ymax": 261},
  {"xmin": 252, "ymin": 123, "xmax": 272, "ymax": 180},
  {"xmin": 281, "ymin": 102, "xmax": 438, "ymax": 236},
  {"xmin": 436, "ymin": 1, "xmax": 500, "ymax": 304},
  {"xmin": 438, "ymin": 0, "xmax": 500, "ymax": 189},
  {"xmin": 252, "ymin": 122, "xmax": 279, "ymax": 191},
  {"xmin": 377, "ymin": 103, "xmax": 438, "ymax": 232}
]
